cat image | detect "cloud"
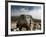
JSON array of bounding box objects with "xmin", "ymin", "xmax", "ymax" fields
[
  {"xmin": 28, "ymin": 9, "xmax": 41, "ymax": 19},
  {"xmin": 11, "ymin": 6, "xmax": 41, "ymax": 19}
]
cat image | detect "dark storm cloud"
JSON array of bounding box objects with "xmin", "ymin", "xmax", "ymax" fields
[
  {"xmin": 11, "ymin": 5, "xmax": 41, "ymax": 13},
  {"xmin": 11, "ymin": 5, "xmax": 34, "ymax": 11}
]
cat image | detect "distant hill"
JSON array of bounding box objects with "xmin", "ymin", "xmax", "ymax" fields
[{"xmin": 11, "ymin": 14, "xmax": 41, "ymax": 22}]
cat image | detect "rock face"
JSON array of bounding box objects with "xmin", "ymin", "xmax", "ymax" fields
[
  {"xmin": 11, "ymin": 14, "xmax": 41, "ymax": 31},
  {"xmin": 17, "ymin": 15, "xmax": 31, "ymax": 31}
]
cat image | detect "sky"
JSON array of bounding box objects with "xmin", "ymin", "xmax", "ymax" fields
[{"xmin": 11, "ymin": 5, "xmax": 41, "ymax": 19}]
